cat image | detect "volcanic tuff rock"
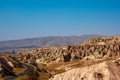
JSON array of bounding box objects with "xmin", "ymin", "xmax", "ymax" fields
[
  {"xmin": 0, "ymin": 55, "xmax": 22, "ymax": 77},
  {"xmin": 49, "ymin": 61, "xmax": 120, "ymax": 80},
  {"xmin": 16, "ymin": 36, "xmax": 120, "ymax": 65}
]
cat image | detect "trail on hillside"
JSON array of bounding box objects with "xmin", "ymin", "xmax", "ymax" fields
[{"xmin": 4, "ymin": 64, "xmax": 34, "ymax": 80}]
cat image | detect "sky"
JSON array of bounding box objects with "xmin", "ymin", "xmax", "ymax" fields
[{"xmin": 0, "ymin": 0, "xmax": 120, "ymax": 41}]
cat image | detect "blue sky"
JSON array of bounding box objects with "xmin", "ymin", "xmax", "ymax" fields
[{"xmin": 0, "ymin": 0, "xmax": 120, "ymax": 41}]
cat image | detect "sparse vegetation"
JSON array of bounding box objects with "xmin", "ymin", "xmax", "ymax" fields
[
  {"xmin": 94, "ymin": 72, "xmax": 103, "ymax": 78},
  {"xmin": 29, "ymin": 59, "xmax": 37, "ymax": 66},
  {"xmin": 14, "ymin": 67, "xmax": 26, "ymax": 75},
  {"xmin": 27, "ymin": 70, "xmax": 39, "ymax": 80}
]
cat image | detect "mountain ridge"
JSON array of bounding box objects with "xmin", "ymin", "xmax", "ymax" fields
[{"xmin": 0, "ymin": 35, "xmax": 101, "ymax": 52}]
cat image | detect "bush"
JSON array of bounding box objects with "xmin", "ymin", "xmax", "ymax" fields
[
  {"xmin": 94, "ymin": 72, "xmax": 103, "ymax": 78},
  {"xmin": 29, "ymin": 60, "xmax": 37, "ymax": 66},
  {"xmin": 27, "ymin": 70, "xmax": 39, "ymax": 80}
]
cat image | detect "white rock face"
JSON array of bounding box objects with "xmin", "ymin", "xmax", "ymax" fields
[
  {"xmin": 49, "ymin": 61, "xmax": 120, "ymax": 80},
  {"xmin": 7, "ymin": 61, "xmax": 14, "ymax": 67}
]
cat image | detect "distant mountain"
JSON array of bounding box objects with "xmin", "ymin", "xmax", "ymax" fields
[{"xmin": 0, "ymin": 35, "xmax": 101, "ymax": 52}]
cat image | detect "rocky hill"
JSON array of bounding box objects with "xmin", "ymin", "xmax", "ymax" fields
[
  {"xmin": 3, "ymin": 35, "xmax": 120, "ymax": 80},
  {"xmin": 49, "ymin": 60, "xmax": 120, "ymax": 80},
  {"xmin": 0, "ymin": 54, "xmax": 22, "ymax": 77},
  {"xmin": 17, "ymin": 36, "xmax": 120, "ymax": 64},
  {"xmin": 0, "ymin": 35, "xmax": 100, "ymax": 52}
]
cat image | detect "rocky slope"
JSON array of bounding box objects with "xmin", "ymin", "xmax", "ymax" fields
[
  {"xmin": 11, "ymin": 35, "xmax": 120, "ymax": 80},
  {"xmin": 49, "ymin": 60, "xmax": 120, "ymax": 80},
  {"xmin": 17, "ymin": 36, "xmax": 120, "ymax": 64},
  {"xmin": 0, "ymin": 55, "xmax": 22, "ymax": 77},
  {"xmin": 1, "ymin": 35, "xmax": 120, "ymax": 80}
]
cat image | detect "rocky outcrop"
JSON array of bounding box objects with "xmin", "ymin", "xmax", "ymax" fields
[
  {"xmin": 49, "ymin": 61, "xmax": 120, "ymax": 80},
  {"xmin": 0, "ymin": 55, "xmax": 22, "ymax": 77},
  {"xmin": 17, "ymin": 36, "xmax": 120, "ymax": 64}
]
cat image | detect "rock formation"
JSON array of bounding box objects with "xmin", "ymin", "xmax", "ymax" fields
[
  {"xmin": 17, "ymin": 36, "xmax": 120, "ymax": 64},
  {"xmin": 49, "ymin": 61, "xmax": 120, "ymax": 80},
  {"xmin": 0, "ymin": 55, "xmax": 22, "ymax": 77},
  {"xmin": 1, "ymin": 35, "xmax": 120, "ymax": 80}
]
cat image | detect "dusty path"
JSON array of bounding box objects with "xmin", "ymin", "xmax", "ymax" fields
[{"xmin": 4, "ymin": 64, "xmax": 34, "ymax": 80}]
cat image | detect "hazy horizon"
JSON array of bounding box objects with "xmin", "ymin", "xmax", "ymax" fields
[
  {"xmin": 0, "ymin": 0, "xmax": 120, "ymax": 41},
  {"xmin": 0, "ymin": 34, "xmax": 118, "ymax": 42}
]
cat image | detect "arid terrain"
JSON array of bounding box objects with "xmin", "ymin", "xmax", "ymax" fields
[{"xmin": 1, "ymin": 35, "xmax": 120, "ymax": 80}]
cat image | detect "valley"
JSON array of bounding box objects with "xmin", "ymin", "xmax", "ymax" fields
[{"xmin": 1, "ymin": 36, "xmax": 120, "ymax": 80}]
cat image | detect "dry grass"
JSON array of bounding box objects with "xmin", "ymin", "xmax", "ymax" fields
[
  {"xmin": 69, "ymin": 57, "xmax": 116, "ymax": 68},
  {"xmin": 38, "ymin": 71, "xmax": 51, "ymax": 80},
  {"xmin": 16, "ymin": 64, "xmax": 40, "ymax": 80},
  {"xmin": 70, "ymin": 59, "xmax": 103, "ymax": 68},
  {"xmin": 34, "ymin": 63, "xmax": 66, "ymax": 80},
  {"xmin": 0, "ymin": 76, "xmax": 13, "ymax": 80},
  {"xmin": 45, "ymin": 62, "xmax": 65, "ymax": 70},
  {"xmin": 0, "ymin": 67, "xmax": 26, "ymax": 80},
  {"xmin": 15, "ymin": 75, "xmax": 28, "ymax": 80},
  {"xmin": 0, "ymin": 78, "xmax": 4, "ymax": 80},
  {"xmin": 15, "ymin": 70, "xmax": 39, "ymax": 80},
  {"xmin": 14, "ymin": 67, "xmax": 26, "ymax": 75},
  {"xmin": 15, "ymin": 57, "xmax": 117, "ymax": 80}
]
